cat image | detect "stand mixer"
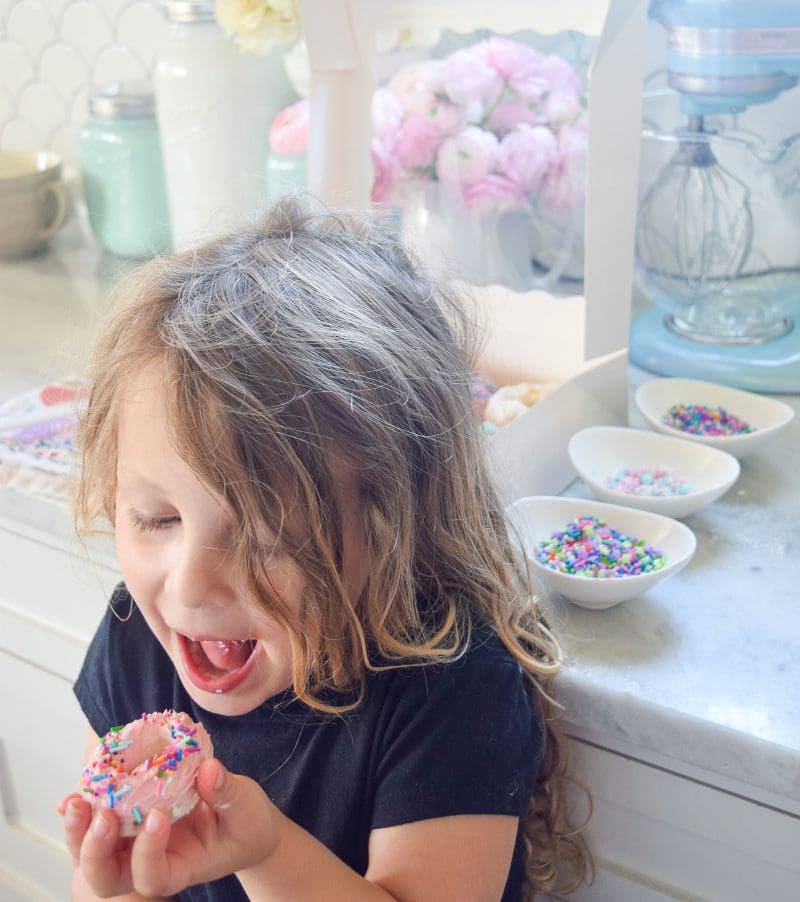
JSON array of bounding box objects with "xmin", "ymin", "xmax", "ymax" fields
[{"xmin": 631, "ymin": 0, "xmax": 800, "ymax": 392}]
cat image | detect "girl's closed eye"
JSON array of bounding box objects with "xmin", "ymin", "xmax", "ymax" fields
[{"xmin": 127, "ymin": 509, "xmax": 181, "ymax": 533}]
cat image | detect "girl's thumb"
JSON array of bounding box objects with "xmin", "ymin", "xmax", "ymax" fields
[{"xmin": 197, "ymin": 758, "xmax": 236, "ymax": 811}]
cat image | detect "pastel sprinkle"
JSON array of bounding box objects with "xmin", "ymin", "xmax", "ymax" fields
[
  {"xmin": 535, "ymin": 515, "xmax": 666, "ymax": 578},
  {"xmin": 663, "ymin": 403, "xmax": 753, "ymax": 436},
  {"xmin": 606, "ymin": 466, "xmax": 694, "ymax": 497},
  {"xmin": 133, "ymin": 807, "xmax": 142, "ymax": 825}
]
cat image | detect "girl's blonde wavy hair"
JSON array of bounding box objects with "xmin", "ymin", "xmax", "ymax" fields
[{"xmin": 77, "ymin": 199, "xmax": 590, "ymax": 898}]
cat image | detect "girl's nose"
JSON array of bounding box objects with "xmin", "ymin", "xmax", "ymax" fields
[{"xmin": 164, "ymin": 539, "xmax": 234, "ymax": 610}]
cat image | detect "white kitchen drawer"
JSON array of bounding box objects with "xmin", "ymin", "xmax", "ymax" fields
[
  {"xmin": 564, "ymin": 739, "xmax": 800, "ymax": 901},
  {"xmin": 0, "ymin": 650, "xmax": 85, "ymax": 901}
]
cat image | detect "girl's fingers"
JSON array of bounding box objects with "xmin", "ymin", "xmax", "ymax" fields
[
  {"xmin": 62, "ymin": 795, "xmax": 92, "ymax": 861},
  {"xmin": 129, "ymin": 809, "xmax": 184, "ymax": 899},
  {"xmin": 79, "ymin": 809, "xmax": 133, "ymax": 897}
]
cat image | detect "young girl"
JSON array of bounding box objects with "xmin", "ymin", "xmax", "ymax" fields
[{"xmin": 59, "ymin": 201, "xmax": 589, "ymax": 900}]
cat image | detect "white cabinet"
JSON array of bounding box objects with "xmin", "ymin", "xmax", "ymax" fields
[
  {"xmin": 556, "ymin": 739, "xmax": 800, "ymax": 902},
  {"xmin": 0, "ymin": 504, "xmax": 119, "ymax": 901}
]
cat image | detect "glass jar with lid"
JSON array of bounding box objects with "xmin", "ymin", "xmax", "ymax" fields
[
  {"xmin": 77, "ymin": 81, "xmax": 171, "ymax": 257},
  {"xmin": 154, "ymin": 0, "xmax": 294, "ymax": 249}
]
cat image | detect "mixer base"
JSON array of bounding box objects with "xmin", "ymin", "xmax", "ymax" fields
[{"xmin": 630, "ymin": 308, "xmax": 800, "ymax": 393}]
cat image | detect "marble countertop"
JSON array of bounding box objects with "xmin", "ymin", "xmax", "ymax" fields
[
  {"xmin": 2, "ymin": 223, "xmax": 799, "ymax": 816},
  {"xmin": 0, "ymin": 219, "xmax": 136, "ymax": 398},
  {"xmin": 555, "ymin": 392, "xmax": 800, "ymax": 815}
]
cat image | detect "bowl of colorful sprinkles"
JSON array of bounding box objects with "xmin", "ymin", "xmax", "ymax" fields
[
  {"xmin": 506, "ymin": 496, "xmax": 696, "ymax": 608},
  {"xmin": 568, "ymin": 426, "xmax": 740, "ymax": 518},
  {"xmin": 634, "ymin": 378, "xmax": 794, "ymax": 459}
]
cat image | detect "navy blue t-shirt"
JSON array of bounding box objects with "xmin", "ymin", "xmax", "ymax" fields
[{"xmin": 74, "ymin": 585, "xmax": 542, "ymax": 901}]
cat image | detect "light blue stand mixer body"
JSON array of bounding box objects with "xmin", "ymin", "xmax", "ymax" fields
[{"xmin": 630, "ymin": 0, "xmax": 800, "ymax": 392}]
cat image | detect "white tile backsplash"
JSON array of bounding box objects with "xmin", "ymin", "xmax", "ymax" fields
[{"xmin": 0, "ymin": 0, "xmax": 165, "ymax": 173}]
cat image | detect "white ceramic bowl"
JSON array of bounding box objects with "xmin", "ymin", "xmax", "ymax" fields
[
  {"xmin": 506, "ymin": 495, "xmax": 696, "ymax": 609},
  {"xmin": 634, "ymin": 378, "xmax": 794, "ymax": 459},
  {"xmin": 568, "ymin": 426, "xmax": 740, "ymax": 518}
]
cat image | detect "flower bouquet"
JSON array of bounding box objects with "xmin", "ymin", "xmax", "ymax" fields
[{"xmin": 371, "ymin": 36, "xmax": 588, "ymax": 289}]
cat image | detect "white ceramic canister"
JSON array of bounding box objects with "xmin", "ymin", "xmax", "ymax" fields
[{"xmin": 154, "ymin": 0, "xmax": 294, "ymax": 249}]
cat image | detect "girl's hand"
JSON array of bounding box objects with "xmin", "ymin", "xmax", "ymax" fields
[{"xmin": 59, "ymin": 759, "xmax": 282, "ymax": 898}]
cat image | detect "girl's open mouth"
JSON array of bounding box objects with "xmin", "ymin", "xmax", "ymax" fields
[{"xmin": 178, "ymin": 634, "xmax": 260, "ymax": 694}]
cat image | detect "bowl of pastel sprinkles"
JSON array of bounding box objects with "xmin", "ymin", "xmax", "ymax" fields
[
  {"xmin": 568, "ymin": 426, "xmax": 740, "ymax": 518},
  {"xmin": 634, "ymin": 378, "xmax": 794, "ymax": 459},
  {"xmin": 506, "ymin": 496, "xmax": 696, "ymax": 609}
]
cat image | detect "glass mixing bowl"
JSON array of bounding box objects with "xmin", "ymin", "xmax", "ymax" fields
[{"xmin": 635, "ymin": 105, "xmax": 800, "ymax": 345}]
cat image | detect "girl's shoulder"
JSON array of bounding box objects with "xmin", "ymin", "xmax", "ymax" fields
[
  {"xmin": 364, "ymin": 623, "xmax": 532, "ymax": 730},
  {"xmin": 363, "ymin": 623, "xmax": 542, "ymax": 829}
]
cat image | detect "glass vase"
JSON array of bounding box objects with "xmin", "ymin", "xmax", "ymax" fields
[{"xmin": 400, "ymin": 182, "xmax": 581, "ymax": 293}]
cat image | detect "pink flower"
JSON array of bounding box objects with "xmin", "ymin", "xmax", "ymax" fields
[
  {"xmin": 480, "ymin": 37, "xmax": 539, "ymax": 78},
  {"xmin": 435, "ymin": 127, "xmax": 498, "ymax": 185},
  {"xmin": 393, "ymin": 113, "xmax": 443, "ymax": 169},
  {"xmin": 372, "ymin": 87, "xmax": 404, "ymax": 140},
  {"xmin": 487, "ymin": 100, "xmax": 542, "ymax": 136},
  {"xmin": 426, "ymin": 99, "xmax": 473, "ymax": 138},
  {"xmin": 461, "ymin": 174, "xmax": 526, "ymax": 216},
  {"xmin": 269, "ymin": 99, "xmax": 309, "ymax": 155},
  {"xmin": 480, "ymin": 37, "xmax": 549, "ymax": 103},
  {"xmin": 370, "ymin": 137, "xmax": 403, "ymax": 205},
  {"xmin": 403, "ymin": 92, "xmax": 473, "ymax": 140},
  {"xmin": 543, "ymin": 90, "xmax": 582, "ymax": 124},
  {"xmin": 540, "ymin": 117, "xmax": 588, "ymax": 213},
  {"xmin": 435, "ymin": 46, "xmax": 502, "ymax": 107},
  {"xmin": 537, "ymin": 55, "xmax": 583, "ymax": 126},
  {"xmin": 538, "ymin": 54, "xmax": 583, "ymax": 97},
  {"xmin": 387, "ymin": 61, "xmax": 440, "ymax": 110},
  {"xmin": 497, "ymin": 125, "xmax": 558, "ymax": 196}
]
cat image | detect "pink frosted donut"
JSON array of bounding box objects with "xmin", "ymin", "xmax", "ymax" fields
[{"xmin": 80, "ymin": 710, "xmax": 214, "ymax": 836}]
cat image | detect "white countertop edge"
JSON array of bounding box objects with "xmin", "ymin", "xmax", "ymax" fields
[{"xmin": 558, "ymin": 671, "xmax": 800, "ymax": 813}]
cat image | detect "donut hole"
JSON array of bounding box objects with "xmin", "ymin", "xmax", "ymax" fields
[{"xmin": 125, "ymin": 721, "xmax": 176, "ymax": 774}]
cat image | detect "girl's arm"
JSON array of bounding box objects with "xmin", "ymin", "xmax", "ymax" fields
[
  {"xmin": 237, "ymin": 807, "xmax": 518, "ymax": 901},
  {"xmin": 64, "ymin": 750, "xmax": 517, "ymax": 900}
]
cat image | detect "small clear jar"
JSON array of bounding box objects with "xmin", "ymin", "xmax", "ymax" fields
[{"xmin": 77, "ymin": 82, "xmax": 171, "ymax": 257}]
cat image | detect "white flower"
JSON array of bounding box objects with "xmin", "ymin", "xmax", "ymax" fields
[
  {"xmin": 435, "ymin": 127, "xmax": 498, "ymax": 185},
  {"xmin": 216, "ymin": 0, "xmax": 300, "ymax": 55}
]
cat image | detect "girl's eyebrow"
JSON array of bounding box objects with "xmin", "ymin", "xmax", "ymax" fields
[{"xmin": 116, "ymin": 472, "xmax": 168, "ymax": 493}]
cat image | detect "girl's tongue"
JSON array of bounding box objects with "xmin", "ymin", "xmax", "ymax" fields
[{"xmin": 189, "ymin": 638, "xmax": 255, "ymax": 674}]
